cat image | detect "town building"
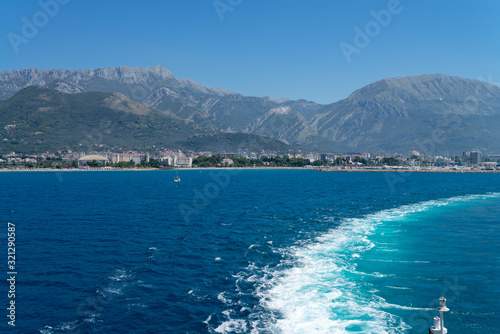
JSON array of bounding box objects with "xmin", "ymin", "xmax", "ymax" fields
[
  {"xmin": 305, "ymin": 153, "xmax": 319, "ymax": 162},
  {"xmin": 463, "ymin": 151, "xmax": 482, "ymax": 164},
  {"xmin": 111, "ymin": 152, "xmax": 148, "ymax": 164},
  {"xmin": 174, "ymin": 157, "xmax": 192, "ymax": 168},
  {"xmin": 320, "ymin": 153, "xmax": 337, "ymax": 163},
  {"xmin": 222, "ymin": 158, "xmax": 234, "ymax": 166},
  {"xmin": 78, "ymin": 155, "xmax": 109, "ymax": 166},
  {"xmin": 161, "ymin": 157, "xmax": 174, "ymax": 166},
  {"xmin": 487, "ymin": 154, "xmax": 500, "ymax": 161}
]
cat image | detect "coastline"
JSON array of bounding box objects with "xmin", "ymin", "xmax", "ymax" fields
[
  {"xmin": 315, "ymin": 168, "xmax": 500, "ymax": 174},
  {"xmin": 0, "ymin": 167, "xmax": 160, "ymax": 172},
  {"xmin": 0, "ymin": 167, "xmax": 304, "ymax": 172},
  {"xmin": 1, "ymin": 166, "xmax": 499, "ymax": 173}
]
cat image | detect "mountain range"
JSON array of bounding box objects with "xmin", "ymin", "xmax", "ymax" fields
[
  {"xmin": 0, "ymin": 86, "xmax": 291, "ymax": 154},
  {"xmin": 1, "ymin": 66, "xmax": 499, "ymax": 154}
]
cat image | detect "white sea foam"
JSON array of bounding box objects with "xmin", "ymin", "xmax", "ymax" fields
[
  {"xmin": 102, "ymin": 286, "xmax": 124, "ymax": 295},
  {"xmin": 83, "ymin": 313, "xmax": 99, "ymax": 323},
  {"xmin": 380, "ymin": 302, "xmax": 434, "ymax": 311},
  {"xmin": 218, "ymin": 291, "xmax": 232, "ymax": 305},
  {"xmin": 237, "ymin": 192, "xmax": 500, "ymax": 333},
  {"xmin": 127, "ymin": 303, "xmax": 147, "ymax": 310},
  {"xmin": 109, "ymin": 268, "xmax": 134, "ymax": 282},
  {"xmin": 137, "ymin": 280, "xmax": 154, "ymax": 288},
  {"xmin": 204, "ymin": 314, "xmax": 213, "ymax": 324},
  {"xmin": 214, "ymin": 319, "xmax": 248, "ymax": 333},
  {"xmin": 39, "ymin": 320, "xmax": 79, "ymax": 334},
  {"xmin": 256, "ymin": 217, "xmax": 401, "ymax": 333},
  {"xmin": 40, "ymin": 267, "xmax": 138, "ymax": 333}
]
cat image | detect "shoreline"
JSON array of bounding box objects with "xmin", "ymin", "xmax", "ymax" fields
[
  {"xmin": 0, "ymin": 166, "xmax": 499, "ymax": 173},
  {"xmin": 0, "ymin": 167, "xmax": 304, "ymax": 172},
  {"xmin": 0, "ymin": 166, "xmax": 307, "ymax": 172},
  {"xmin": 315, "ymin": 168, "xmax": 500, "ymax": 174},
  {"xmin": 0, "ymin": 167, "xmax": 160, "ymax": 172}
]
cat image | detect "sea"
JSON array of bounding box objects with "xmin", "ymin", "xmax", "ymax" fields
[{"xmin": 0, "ymin": 169, "xmax": 499, "ymax": 333}]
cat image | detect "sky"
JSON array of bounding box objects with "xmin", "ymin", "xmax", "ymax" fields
[{"xmin": 1, "ymin": 0, "xmax": 500, "ymax": 104}]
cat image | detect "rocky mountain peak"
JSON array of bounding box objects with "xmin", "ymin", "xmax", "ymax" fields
[
  {"xmin": 348, "ymin": 73, "xmax": 500, "ymax": 103},
  {"xmin": 148, "ymin": 65, "xmax": 175, "ymax": 79}
]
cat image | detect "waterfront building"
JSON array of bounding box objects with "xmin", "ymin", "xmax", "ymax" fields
[
  {"xmin": 161, "ymin": 156, "xmax": 174, "ymax": 166},
  {"xmin": 487, "ymin": 154, "xmax": 500, "ymax": 161},
  {"xmin": 463, "ymin": 151, "xmax": 482, "ymax": 164},
  {"xmin": 174, "ymin": 157, "xmax": 192, "ymax": 168},
  {"xmin": 320, "ymin": 153, "xmax": 337, "ymax": 163},
  {"xmin": 305, "ymin": 153, "xmax": 319, "ymax": 162},
  {"xmin": 111, "ymin": 152, "xmax": 148, "ymax": 164},
  {"xmin": 222, "ymin": 158, "xmax": 234, "ymax": 166},
  {"xmin": 78, "ymin": 155, "xmax": 109, "ymax": 166}
]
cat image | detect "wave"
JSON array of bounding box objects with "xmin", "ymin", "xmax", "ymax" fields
[
  {"xmin": 216, "ymin": 192, "xmax": 500, "ymax": 333},
  {"xmin": 215, "ymin": 319, "xmax": 248, "ymax": 333},
  {"xmin": 39, "ymin": 268, "xmax": 138, "ymax": 334}
]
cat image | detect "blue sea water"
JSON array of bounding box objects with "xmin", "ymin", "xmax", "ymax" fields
[{"xmin": 0, "ymin": 170, "xmax": 499, "ymax": 333}]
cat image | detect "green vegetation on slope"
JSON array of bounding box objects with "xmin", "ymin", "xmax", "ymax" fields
[
  {"xmin": 0, "ymin": 86, "xmax": 295, "ymax": 154},
  {"xmin": 0, "ymin": 86, "xmax": 203, "ymax": 154},
  {"xmin": 177, "ymin": 132, "xmax": 292, "ymax": 153}
]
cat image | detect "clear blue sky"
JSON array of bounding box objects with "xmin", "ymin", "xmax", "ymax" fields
[{"xmin": 1, "ymin": 0, "xmax": 500, "ymax": 104}]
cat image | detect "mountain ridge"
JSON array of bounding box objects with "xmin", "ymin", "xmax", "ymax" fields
[
  {"xmin": 1, "ymin": 67, "xmax": 500, "ymax": 153},
  {"xmin": 0, "ymin": 86, "xmax": 293, "ymax": 154},
  {"xmin": 0, "ymin": 66, "xmax": 321, "ymax": 134},
  {"xmin": 311, "ymin": 73, "xmax": 500, "ymax": 153}
]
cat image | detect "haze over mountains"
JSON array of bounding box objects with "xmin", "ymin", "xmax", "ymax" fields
[{"xmin": 1, "ymin": 66, "xmax": 499, "ymax": 154}]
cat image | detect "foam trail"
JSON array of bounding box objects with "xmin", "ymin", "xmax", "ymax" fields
[{"xmin": 251, "ymin": 193, "xmax": 500, "ymax": 333}]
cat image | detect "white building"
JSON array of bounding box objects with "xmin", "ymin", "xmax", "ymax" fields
[
  {"xmin": 111, "ymin": 153, "xmax": 148, "ymax": 164},
  {"xmin": 305, "ymin": 153, "xmax": 319, "ymax": 162},
  {"xmin": 222, "ymin": 158, "xmax": 234, "ymax": 166},
  {"xmin": 161, "ymin": 157, "xmax": 174, "ymax": 166},
  {"xmin": 174, "ymin": 157, "xmax": 192, "ymax": 168},
  {"xmin": 78, "ymin": 155, "xmax": 109, "ymax": 166}
]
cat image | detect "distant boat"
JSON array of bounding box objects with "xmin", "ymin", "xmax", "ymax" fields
[{"xmin": 174, "ymin": 169, "xmax": 181, "ymax": 182}]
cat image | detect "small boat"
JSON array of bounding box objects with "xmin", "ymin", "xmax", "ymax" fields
[{"xmin": 174, "ymin": 169, "xmax": 181, "ymax": 182}]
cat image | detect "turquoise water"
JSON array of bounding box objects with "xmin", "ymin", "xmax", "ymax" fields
[{"xmin": 0, "ymin": 170, "xmax": 499, "ymax": 333}]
